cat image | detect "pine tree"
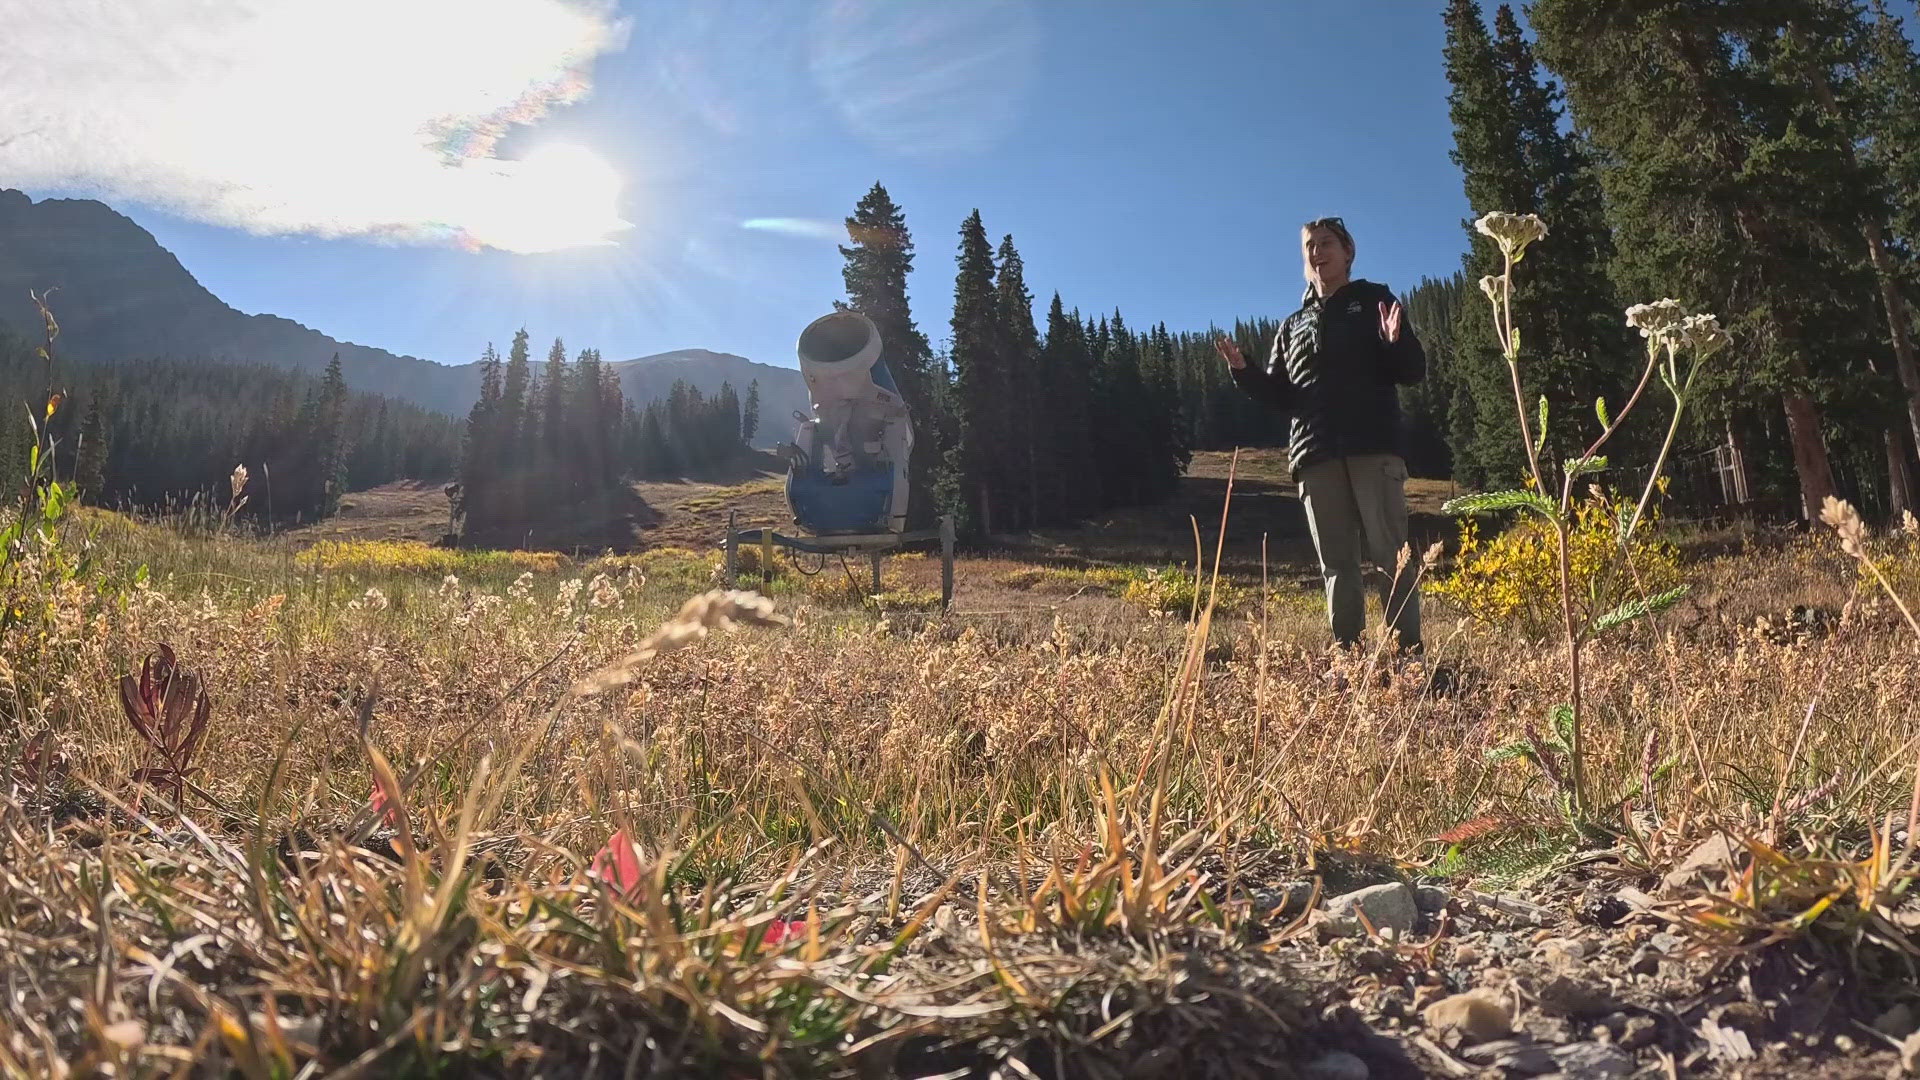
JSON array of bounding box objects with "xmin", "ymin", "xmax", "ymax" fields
[
  {"xmin": 75, "ymin": 393, "xmax": 108, "ymax": 501},
  {"xmin": 1440, "ymin": 1, "xmax": 1632, "ymax": 489},
  {"xmin": 460, "ymin": 344, "xmax": 502, "ymax": 528},
  {"xmin": 1040, "ymin": 294, "xmax": 1098, "ymax": 521},
  {"xmin": 994, "ymin": 234, "xmax": 1041, "ymax": 527},
  {"xmin": 542, "ymin": 340, "xmax": 570, "ymax": 464},
  {"xmin": 838, "ymin": 183, "xmax": 943, "ymax": 529},
  {"xmin": 742, "ymin": 380, "xmax": 760, "ymax": 445},
  {"xmin": 317, "ymin": 354, "xmax": 349, "ymax": 516},
  {"xmin": 502, "ymin": 329, "xmax": 532, "ymax": 445},
  {"xmin": 948, "ymin": 210, "xmax": 1001, "ymax": 537}
]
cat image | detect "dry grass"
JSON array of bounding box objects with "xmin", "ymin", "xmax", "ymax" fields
[{"xmin": 4, "ymin": 462, "xmax": 1920, "ymax": 1075}]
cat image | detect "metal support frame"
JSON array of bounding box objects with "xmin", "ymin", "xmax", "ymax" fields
[{"xmin": 722, "ymin": 510, "xmax": 956, "ymax": 610}]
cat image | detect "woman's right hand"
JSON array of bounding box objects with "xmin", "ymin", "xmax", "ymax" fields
[{"xmin": 1215, "ymin": 335, "xmax": 1247, "ymax": 371}]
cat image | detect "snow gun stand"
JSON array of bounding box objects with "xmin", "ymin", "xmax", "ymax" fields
[{"xmin": 720, "ymin": 509, "xmax": 956, "ymax": 610}]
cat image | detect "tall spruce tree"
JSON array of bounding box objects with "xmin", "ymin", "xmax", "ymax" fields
[
  {"xmin": 949, "ymin": 209, "xmax": 1001, "ymax": 537},
  {"xmin": 994, "ymin": 234, "xmax": 1041, "ymax": 528},
  {"xmin": 838, "ymin": 183, "xmax": 943, "ymax": 528},
  {"xmin": 75, "ymin": 393, "xmax": 108, "ymax": 501},
  {"xmin": 1040, "ymin": 294, "xmax": 1099, "ymax": 520},
  {"xmin": 316, "ymin": 354, "xmax": 349, "ymax": 517},
  {"xmin": 742, "ymin": 379, "xmax": 760, "ymax": 444},
  {"xmin": 1441, "ymin": 0, "xmax": 1633, "ymax": 488}
]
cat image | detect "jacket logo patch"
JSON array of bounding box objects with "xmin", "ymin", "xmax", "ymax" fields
[{"xmin": 1347, "ymin": 302, "xmax": 1364, "ymax": 314}]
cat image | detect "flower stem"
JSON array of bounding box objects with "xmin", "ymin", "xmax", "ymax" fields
[{"xmin": 1629, "ymin": 387, "xmax": 1687, "ymax": 542}]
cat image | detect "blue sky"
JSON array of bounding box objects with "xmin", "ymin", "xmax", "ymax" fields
[{"xmin": 12, "ymin": 0, "xmax": 1915, "ymax": 372}]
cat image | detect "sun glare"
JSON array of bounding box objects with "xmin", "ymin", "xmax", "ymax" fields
[{"xmin": 464, "ymin": 143, "xmax": 633, "ymax": 254}]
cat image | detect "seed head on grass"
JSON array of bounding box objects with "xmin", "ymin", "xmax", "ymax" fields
[
  {"xmin": 570, "ymin": 589, "xmax": 789, "ymax": 696},
  {"xmin": 1820, "ymin": 496, "xmax": 1867, "ymax": 560}
]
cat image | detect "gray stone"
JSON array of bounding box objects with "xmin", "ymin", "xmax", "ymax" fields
[
  {"xmin": 1649, "ymin": 932, "xmax": 1684, "ymax": 955},
  {"xmin": 1663, "ymin": 834, "xmax": 1741, "ymax": 891},
  {"xmin": 1551, "ymin": 1041, "xmax": 1635, "ymax": 1079},
  {"xmin": 1303, "ymin": 1050, "xmax": 1369, "ymax": 1080},
  {"xmin": 1326, "ymin": 882, "xmax": 1418, "ymax": 937},
  {"xmin": 1627, "ymin": 946, "xmax": 1659, "ymax": 976},
  {"xmin": 1415, "ymin": 885, "xmax": 1451, "ymax": 914}
]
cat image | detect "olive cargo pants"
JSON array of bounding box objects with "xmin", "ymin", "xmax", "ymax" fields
[{"xmin": 1296, "ymin": 453, "xmax": 1421, "ymax": 652}]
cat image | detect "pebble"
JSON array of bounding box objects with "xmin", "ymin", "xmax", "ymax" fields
[
  {"xmin": 1619, "ymin": 1015, "xmax": 1658, "ymax": 1050},
  {"xmin": 1422, "ymin": 992, "xmax": 1512, "ymax": 1044},
  {"xmin": 1414, "ymin": 884, "xmax": 1450, "ymax": 914},
  {"xmin": 1649, "ymin": 932, "xmax": 1684, "ymax": 955},
  {"xmin": 1537, "ymin": 937, "xmax": 1592, "ymax": 968},
  {"xmin": 1451, "ymin": 942, "xmax": 1482, "ymax": 966},
  {"xmin": 1627, "ymin": 946, "xmax": 1659, "ymax": 976},
  {"xmin": 1551, "ymin": 1041, "xmax": 1635, "ymax": 1079},
  {"xmin": 1326, "ymin": 882, "xmax": 1418, "ymax": 937},
  {"xmin": 1303, "ymin": 1050, "xmax": 1370, "ymax": 1080}
]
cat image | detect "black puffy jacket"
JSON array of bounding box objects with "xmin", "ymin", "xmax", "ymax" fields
[{"xmin": 1230, "ymin": 278, "xmax": 1426, "ymax": 476}]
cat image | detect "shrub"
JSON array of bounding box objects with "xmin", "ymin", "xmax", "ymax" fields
[{"xmin": 1431, "ymin": 489, "xmax": 1682, "ymax": 638}]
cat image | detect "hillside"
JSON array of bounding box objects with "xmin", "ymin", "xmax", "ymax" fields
[{"xmin": 0, "ymin": 189, "xmax": 806, "ymax": 446}]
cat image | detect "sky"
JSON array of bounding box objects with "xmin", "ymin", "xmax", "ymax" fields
[{"xmin": 5, "ymin": 0, "xmax": 1913, "ymax": 372}]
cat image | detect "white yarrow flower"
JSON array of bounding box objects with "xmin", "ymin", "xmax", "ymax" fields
[
  {"xmin": 1478, "ymin": 274, "xmax": 1503, "ymax": 303},
  {"xmin": 1473, "ymin": 211, "xmax": 1548, "ymax": 258},
  {"xmin": 1624, "ymin": 299, "xmax": 1687, "ymax": 341}
]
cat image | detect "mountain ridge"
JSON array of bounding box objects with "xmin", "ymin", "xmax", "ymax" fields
[{"xmin": 0, "ymin": 188, "xmax": 806, "ymax": 446}]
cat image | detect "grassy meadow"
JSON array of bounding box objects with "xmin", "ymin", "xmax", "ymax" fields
[{"xmin": 3, "ymin": 449, "xmax": 1918, "ymax": 1077}]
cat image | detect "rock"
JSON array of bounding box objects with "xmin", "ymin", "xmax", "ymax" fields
[
  {"xmin": 1536, "ymin": 974, "xmax": 1619, "ymax": 1019},
  {"xmin": 1875, "ymin": 1003, "xmax": 1918, "ymax": 1040},
  {"xmin": 1415, "ymin": 885, "xmax": 1451, "ymax": 914},
  {"xmin": 1648, "ymin": 932, "xmax": 1684, "ymax": 956},
  {"xmin": 1422, "ymin": 992, "xmax": 1512, "ymax": 1045},
  {"xmin": 1537, "ymin": 937, "xmax": 1592, "ymax": 968},
  {"xmin": 1627, "ymin": 946, "xmax": 1660, "ymax": 976},
  {"xmin": 1619, "ymin": 1015, "xmax": 1658, "ymax": 1050},
  {"xmin": 1663, "ymin": 834, "xmax": 1741, "ymax": 892},
  {"xmin": 1459, "ymin": 1038, "xmax": 1556, "ymax": 1074},
  {"xmin": 1451, "ymin": 942, "xmax": 1482, "ymax": 966},
  {"xmin": 1303, "ymin": 1050, "xmax": 1370, "ymax": 1080},
  {"xmin": 1326, "ymin": 882, "xmax": 1418, "ymax": 937},
  {"xmin": 1577, "ymin": 893, "xmax": 1630, "ymax": 928},
  {"xmin": 1551, "ymin": 1041, "xmax": 1635, "ymax": 1079}
]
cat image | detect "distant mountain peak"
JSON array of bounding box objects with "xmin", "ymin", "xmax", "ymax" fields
[{"xmin": 0, "ymin": 187, "xmax": 807, "ymax": 445}]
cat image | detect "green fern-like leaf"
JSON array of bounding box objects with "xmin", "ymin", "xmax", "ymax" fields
[
  {"xmin": 1549, "ymin": 704, "xmax": 1576, "ymax": 748},
  {"xmin": 1590, "ymin": 584, "xmax": 1691, "ymax": 636},
  {"xmin": 1486, "ymin": 741, "xmax": 1537, "ymax": 766},
  {"xmin": 1443, "ymin": 489, "xmax": 1554, "ymax": 517},
  {"xmin": 1564, "ymin": 455, "xmax": 1609, "ymax": 480},
  {"xmin": 1595, "ymin": 396, "xmax": 1610, "ymax": 430}
]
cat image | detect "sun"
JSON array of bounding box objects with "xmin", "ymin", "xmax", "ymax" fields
[{"xmin": 465, "ymin": 143, "xmax": 633, "ymax": 254}]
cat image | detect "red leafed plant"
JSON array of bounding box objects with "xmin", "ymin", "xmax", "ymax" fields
[{"xmin": 119, "ymin": 644, "xmax": 212, "ymax": 806}]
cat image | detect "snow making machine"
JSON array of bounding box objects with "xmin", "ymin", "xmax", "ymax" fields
[{"xmin": 722, "ymin": 310, "xmax": 954, "ymax": 606}]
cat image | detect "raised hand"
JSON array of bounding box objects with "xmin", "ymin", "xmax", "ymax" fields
[
  {"xmin": 1215, "ymin": 335, "xmax": 1247, "ymax": 371},
  {"xmin": 1379, "ymin": 300, "xmax": 1404, "ymax": 344}
]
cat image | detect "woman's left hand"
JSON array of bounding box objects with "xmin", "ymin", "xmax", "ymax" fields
[{"xmin": 1378, "ymin": 300, "xmax": 1404, "ymax": 344}]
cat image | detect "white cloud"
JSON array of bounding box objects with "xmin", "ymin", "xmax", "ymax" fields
[{"xmin": 0, "ymin": 0, "xmax": 633, "ymax": 253}]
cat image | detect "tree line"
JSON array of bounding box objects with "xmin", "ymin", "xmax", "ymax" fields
[
  {"xmin": 0, "ymin": 326, "xmax": 461, "ymax": 524},
  {"xmin": 453, "ymin": 328, "xmax": 765, "ymax": 538},
  {"xmin": 1403, "ymin": 0, "xmax": 1920, "ymax": 524},
  {"xmin": 836, "ymin": 185, "xmax": 1194, "ymax": 539}
]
